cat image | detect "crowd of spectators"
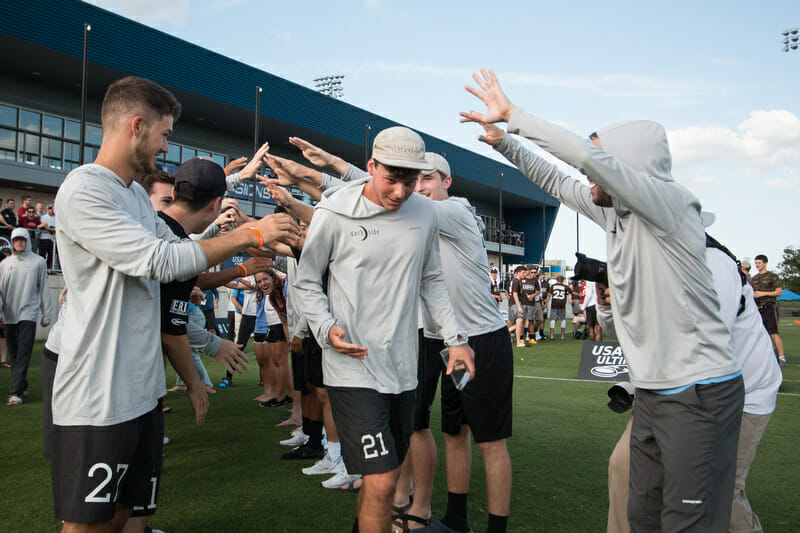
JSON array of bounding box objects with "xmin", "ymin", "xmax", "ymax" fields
[{"xmin": 0, "ymin": 195, "xmax": 57, "ymax": 269}]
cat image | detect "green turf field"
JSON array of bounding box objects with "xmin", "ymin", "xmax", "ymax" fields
[{"xmin": 1, "ymin": 319, "xmax": 798, "ymax": 532}]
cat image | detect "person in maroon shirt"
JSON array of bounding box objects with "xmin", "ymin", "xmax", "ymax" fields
[{"xmin": 18, "ymin": 206, "xmax": 40, "ymax": 249}]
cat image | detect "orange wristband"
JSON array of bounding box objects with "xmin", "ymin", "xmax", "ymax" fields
[
  {"xmin": 245, "ymin": 226, "xmax": 264, "ymax": 248},
  {"xmin": 237, "ymin": 263, "xmax": 248, "ymax": 277}
]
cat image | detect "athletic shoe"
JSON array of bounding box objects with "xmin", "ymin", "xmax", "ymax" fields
[
  {"xmin": 279, "ymin": 432, "xmax": 308, "ymax": 447},
  {"xmin": 259, "ymin": 398, "xmax": 279, "ymax": 407},
  {"xmin": 162, "ymin": 436, "xmax": 170, "ymax": 445},
  {"xmin": 274, "ymin": 395, "xmax": 291, "ymax": 407},
  {"xmin": 303, "ymin": 454, "xmax": 345, "ymax": 476},
  {"xmin": 527, "ymin": 339, "xmax": 537, "ymax": 345},
  {"xmin": 321, "ymin": 471, "xmax": 361, "ymax": 489},
  {"xmin": 219, "ymin": 377, "xmax": 231, "ymax": 388},
  {"xmin": 7, "ymin": 394, "xmax": 22, "ymax": 406},
  {"xmin": 281, "ymin": 443, "xmax": 326, "ymax": 460}
]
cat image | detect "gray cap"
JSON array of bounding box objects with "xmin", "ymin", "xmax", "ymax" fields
[
  {"xmin": 372, "ymin": 127, "xmax": 433, "ymax": 171},
  {"xmin": 421, "ymin": 152, "xmax": 451, "ymax": 177}
]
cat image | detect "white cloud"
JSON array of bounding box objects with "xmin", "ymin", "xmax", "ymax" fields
[
  {"xmin": 668, "ymin": 110, "xmax": 800, "ymax": 176},
  {"xmin": 85, "ymin": 0, "xmax": 190, "ymax": 24}
]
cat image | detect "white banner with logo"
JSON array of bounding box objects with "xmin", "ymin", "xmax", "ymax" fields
[{"xmin": 577, "ymin": 341, "xmax": 629, "ymax": 382}]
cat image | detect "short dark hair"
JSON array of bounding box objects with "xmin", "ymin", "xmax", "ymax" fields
[
  {"xmin": 136, "ymin": 168, "xmax": 174, "ymax": 195},
  {"xmin": 173, "ymin": 181, "xmax": 220, "ymax": 211},
  {"xmin": 375, "ymin": 161, "xmax": 420, "ymax": 182},
  {"xmin": 101, "ymin": 76, "xmax": 181, "ymax": 132},
  {"xmin": 514, "ymin": 265, "xmax": 526, "ymax": 273},
  {"xmin": 755, "ymin": 254, "xmax": 768, "ymax": 263}
]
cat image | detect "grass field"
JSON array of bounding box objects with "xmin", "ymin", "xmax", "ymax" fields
[{"xmin": 1, "ymin": 319, "xmax": 799, "ymax": 532}]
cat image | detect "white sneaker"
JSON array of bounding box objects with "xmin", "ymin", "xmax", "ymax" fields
[
  {"xmin": 162, "ymin": 436, "xmax": 170, "ymax": 445},
  {"xmin": 303, "ymin": 454, "xmax": 345, "ymax": 476},
  {"xmin": 280, "ymin": 432, "xmax": 308, "ymax": 447},
  {"xmin": 321, "ymin": 470, "xmax": 361, "ymax": 489}
]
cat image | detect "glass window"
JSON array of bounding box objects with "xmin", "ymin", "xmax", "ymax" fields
[
  {"xmin": 19, "ymin": 132, "xmax": 40, "ymax": 164},
  {"xmin": 197, "ymin": 150, "xmax": 210, "ymax": 158},
  {"xmin": 19, "ymin": 110, "xmax": 41, "ymax": 132},
  {"xmin": 84, "ymin": 145, "xmax": 99, "ymax": 164},
  {"xmin": 42, "ymin": 115, "xmax": 63, "ymax": 137},
  {"xmin": 165, "ymin": 143, "xmax": 181, "ymax": 163},
  {"xmin": 0, "ymin": 127, "xmax": 15, "ymax": 161},
  {"xmin": 85, "ymin": 125, "xmax": 102, "ymax": 146},
  {"xmin": 64, "ymin": 142, "xmax": 80, "ymax": 163},
  {"xmin": 181, "ymin": 147, "xmax": 196, "ymax": 162},
  {"xmin": 159, "ymin": 162, "xmax": 179, "ymax": 174},
  {"xmin": 64, "ymin": 120, "xmax": 80, "ymax": 141},
  {"xmin": 0, "ymin": 104, "xmax": 16, "ymax": 128},
  {"xmin": 212, "ymin": 154, "xmax": 226, "ymax": 167},
  {"xmin": 43, "ymin": 137, "xmax": 62, "ymax": 158}
]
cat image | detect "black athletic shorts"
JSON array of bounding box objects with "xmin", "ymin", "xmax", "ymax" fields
[
  {"xmin": 585, "ymin": 305, "xmax": 598, "ymax": 327},
  {"xmin": 51, "ymin": 399, "xmax": 164, "ymax": 522},
  {"xmin": 202, "ymin": 309, "xmax": 215, "ymax": 331},
  {"xmin": 291, "ymin": 335, "xmax": 324, "ymax": 394},
  {"xmin": 415, "ymin": 329, "xmax": 444, "ymax": 431},
  {"xmin": 327, "ymin": 387, "xmax": 415, "ymax": 475},
  {"xmin": 758, "ymin": 304, "xmax": 779, "ymax": 335},
  {"xmin": 42, "ymin": 347, "xmax": 58, "ymax": 461},
  {"xmin": 440, "ymin": 327, "xmax": 513, "ymax": 443},
  {"xmin": 254, "ymin": 324, "xmax": 285, "ymax": 344}
]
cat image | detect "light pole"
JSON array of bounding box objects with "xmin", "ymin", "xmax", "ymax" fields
[
  {"xmin": 782, "ymin": 28, "xmax": 799, "ymax": 52},
  {"xmin": 79, "ymin": 23, "xmax": 91, "ymax": 165},
  {"xmin": 314, "ymin": 75, "xmax": 344, "ymax": 98}
]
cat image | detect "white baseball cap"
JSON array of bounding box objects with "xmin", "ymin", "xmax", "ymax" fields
[
  {"xmin": 421, "ymin": 152, "xmax": 451, "ymax": 177},
  {"xmin": 372, "ymin": 127, "xmax": 434, "ymax": 171}
]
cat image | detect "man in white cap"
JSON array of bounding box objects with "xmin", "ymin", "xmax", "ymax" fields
[
  {"xmin": 1, "ymin": 227, "xmax": 52, "ymax": 405},
  {"xmin": 295, "ymin": 126, "xmax": 475, "ymax": 533}
]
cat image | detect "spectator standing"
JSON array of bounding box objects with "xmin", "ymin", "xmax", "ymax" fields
[
  {"xmin": 0, "ymin": 198, "xmax": 16, "ymax": 238},
  {"xmin": 740, "ymin": 260, "xmax": 752, "ymax": 284},
  {"xmin": 38, "ymin": 204, "xmax": 56, "ymax": 269},
  {"xmin": 549, "ymin": 275, "xmax": 569, "ymax": 340},
  {"xmin": 0, "ymin": 228, "xmax": 52, "ymax": 405},
  {"xmin": 16, "ymin": 195, "xmax": 32, "ymax": 221},
  {"xmin": 18, "ymin": 205, "xmax": 41, "ymax": 249},
  {"xmin": 751, "ymin": 254, "xmax": 786, "ymax": 366}
]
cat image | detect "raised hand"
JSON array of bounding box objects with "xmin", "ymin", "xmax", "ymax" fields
[
  {"xmin": 241, "ymin": 256, "xmax": 274, "ymax": 274},
  {"xmin": 328, "ymin": 326, "xmax": 368, "ymax": 359},
  {"xmin": 262, "ymin": 154, "xmax": 303, "ymax": 186},
  {"xmin": 249, "ymin": 213, "xmax": 299, "ymax": 246},
  {"xmin": 264, "ymin": 181, "xmax": 293, "ymax": 207},
  {"xmin": 461, "ymin": 69, "xmax": 514, "ymax": 124},
  {"xmin": 223, "ymin": 157, "xmax": 247, "ymax": 176},
  {"xmin": 238, "ymin": 141, "xmax": 271, "ymax": 180},
  {"xmin": 289, "ymin": 137, "xmax": 337, "ymax": 168}
]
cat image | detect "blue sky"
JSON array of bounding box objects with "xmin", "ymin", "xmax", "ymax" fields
[{"xmin": 88, "ymin": 0, "xmax": 800, "ymax": 270}]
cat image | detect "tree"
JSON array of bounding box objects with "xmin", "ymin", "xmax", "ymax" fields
[{"xmin": 778, "ymin": 246, "xmax": 800, "ymax": 294}]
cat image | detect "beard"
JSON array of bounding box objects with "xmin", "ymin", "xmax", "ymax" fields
[{"xmin": 133, "ymin": 135, "xmax": 157, "ymax": 174}]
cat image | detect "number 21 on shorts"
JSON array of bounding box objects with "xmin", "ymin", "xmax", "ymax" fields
[{"xmin": 361, "ymin": 432, "xmax": 389, "ymax": 459}]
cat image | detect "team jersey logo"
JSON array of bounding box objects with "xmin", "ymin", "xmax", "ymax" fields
[
  {"xmin": 349, "ymin": 225, "xmax": 380, "ymax": 241},
  {"xmin": 170, "ymin": 299, "xmax": 188, "ymax": 315}
]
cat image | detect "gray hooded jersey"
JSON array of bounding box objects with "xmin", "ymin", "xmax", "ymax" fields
[
  {"xmin": 294, "ymin": 178, "xmax": 466, "ymax": 394},
  {"xmin": 496, "ymin": 108, "xmax": 738, "ymax": 390},
  {"xmin": 0, "ymin": 228, "xmax": 52, "ymax": 324}
]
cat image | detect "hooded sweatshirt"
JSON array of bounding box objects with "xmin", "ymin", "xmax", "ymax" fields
[
  {"xmin": 0, "ymin": 227, "xmax": 52, "ymax": 324},
  {"xmin": 340, "ymin": 165, "xmax": 506, "ymax": 338},
  {"xmin": 294, "ymin": 178, "xmax": 466, "ymax": 394},
  {"xmin": 496, "ymin": 108, "xmax": 738, "ymax": 389}
]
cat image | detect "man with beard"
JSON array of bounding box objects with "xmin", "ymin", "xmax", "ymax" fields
[
  {"xmin": 462, "ymin": 69, "xmax": 742, "ymax": 532},
  {"xmin": 51, "ymin": 76, "xmax": 298, "ymax": 532}
]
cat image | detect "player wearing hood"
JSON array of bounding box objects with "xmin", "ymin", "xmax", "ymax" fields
[
  {"xmin": 462, "ymin": 69, "xmax": 742, "ymax": 532},
  {"xmin": 0, "ymin": 227, "xmax": 52, "ymax": 405}
]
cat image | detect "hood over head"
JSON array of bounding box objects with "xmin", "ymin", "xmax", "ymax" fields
[
  {"xmin": 595, "ymin": 120, "xmax": 673, "ymax": 182},
  {"xmin": 10, "ymin": 227, "xmax": 32, "ymax": 253}
]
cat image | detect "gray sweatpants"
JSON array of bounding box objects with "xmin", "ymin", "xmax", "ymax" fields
[{"xmin": 628, "ymin": 376, "xmax": 744, "ymax": 533}]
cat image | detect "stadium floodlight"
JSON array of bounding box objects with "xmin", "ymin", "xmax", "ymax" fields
[
  {"xmin": 783, "ymin": 28, "xmax": 800, "ymax": 52},
  {"xmin": 314, "ymin": 74, "xmax": 344, "ymax": 99}
]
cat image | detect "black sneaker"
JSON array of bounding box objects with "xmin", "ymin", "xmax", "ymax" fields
[
  {"xmin": 274, "ymin": 395, "xmax": 291, "ymax": 407},
  {"xmin": 281, "ymin": 443, "xmax": 326, "ymax": 460},
  {"xmin": 259, "ymin": 398, "xmax": 279, "ymax": 408}
]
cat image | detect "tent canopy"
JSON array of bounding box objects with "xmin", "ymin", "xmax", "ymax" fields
[{"xmin": 777, "ymin": 289, "xmax": 800, "ymax": 301}]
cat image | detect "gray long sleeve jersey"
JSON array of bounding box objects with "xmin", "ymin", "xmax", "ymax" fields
[
  {"xmin": 497, "ymin": 108, "xmax": 738, "ymax": 389},
  {"xmin": 294, "ymin": 178, "xmax": 467, "ymax": 394},
  {"xmin": 340, "ymin": 165, "xmax": 505, "ymax": 338},
  {"xmin": 0, "ymin": 248, "xmax": 52, "ymax": 324},
  {"xmin": 53, "ymin": 164, "xmax": 208, "ymax": 426}
]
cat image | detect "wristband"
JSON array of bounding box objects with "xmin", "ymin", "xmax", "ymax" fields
[
  {"xmin": 237, "ymin": 263, "xmax": 248, "ymax": 277},
  {"xmin": 245, "ymin": 226, "xmax": 264, "ymax": 248}
]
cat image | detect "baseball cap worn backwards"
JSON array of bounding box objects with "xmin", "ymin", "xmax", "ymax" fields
[
  {"xmin": 421, "ymin": 152, "xmax": 451, "ymax": 177},
  {"xmin": 372, "ymin": 127, "xmax": 434, "ymax": 171},
  {"xmin": 175, "ymin": 156, "xmax": 227, "ymax": 198}
]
